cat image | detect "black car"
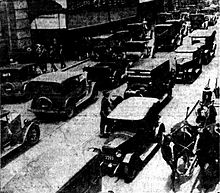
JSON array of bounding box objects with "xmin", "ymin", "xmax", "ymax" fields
[
  {"xmin": 189, "ymin": 13, "xmax": 208, "ymax": 31},
  {"xmin": 0, "ymin": 62, "xmax": 39, "ymax": 102},
  {"xmin": 100, "ymin": 97, "xmax": 165, "ymax": 182},
  {"xmin": 125, "ymin": 58, "xmax": 174, "ymax": 102},
  {"xmin": 154, "ymin": 23, "xmax": 181, "ymax": 51},
  {"xmin": 123, "ymin": 41, "xmax": 150, "ymax": 64},
  {"xmin": 190, "ymin": 29, "xmax": 217, "ymax": 64},
  {"xmin": 84, "ymin": 60, "xmax": 128, "ymax": 88},
  {"xmin": 175, "ymin": 44, "xmax": 203, "ymax": 83},
  {"xmin": 27, "ymin": 71, "xmax": 97, "ymax": 118}
]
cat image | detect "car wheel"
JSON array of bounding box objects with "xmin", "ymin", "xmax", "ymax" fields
[
  {"xmin": 65, "ymin": 104, "xmax": 76, "ymax": 119},
  {"xmin": 26, "ymin": 124, "xmax": 40, "ymax": 146}
]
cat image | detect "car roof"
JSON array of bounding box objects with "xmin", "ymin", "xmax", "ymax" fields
[
  {"xmin": 155, "ymin": 23, "xmax": 173, "ymax": 27},
  {"xmin": 189, "ymin": 29, "xmax": 214, "ymax": 38},
  {"xmin": 0, "ymin": 109, "xmax": 10, "ymax": 118},
  {"xmin": 0, "ymin": 63, "xmax": 35, "ymax": 71},
  {"xmin": 130, "ymin": 58, "xmax": 169, "ymax": 71},
  {"xmin": 107, "ymin": 97, "xmax": 159, "ymax": 120},
  {"xmin": 31, "ymin": 71, "xmax": 83, "ymax": 84},
  {"xmin": 92, "ymin": 34, "xmax": 114, "ymax": 40},
  {"xmin": 175, "ymin": 44, "xmax": 199, "ymax": 53}
]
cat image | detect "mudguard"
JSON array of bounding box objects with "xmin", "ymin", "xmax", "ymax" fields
[
  {"xmin": 122, "ymin": 153, "xmax": 134, "ymax": 164},
  {"xmin": 23, "ymin": 121, "xmax": 39, "ymax": 142}
]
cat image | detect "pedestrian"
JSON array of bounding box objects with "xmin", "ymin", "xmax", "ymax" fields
[
  {"xmin": 59, "ymin": 44, "xmax": 66, "ymax": 69},
  {"xmin": 100, "ymin": 91, "xmax": 112, "ymax": 138},
  {"xmin": 36, "ymin": 44, "xmax": 48, "ymax": 73},
  {"xmin": 49, "ymin": 45, "xmax": 58, "ymax": 72}
]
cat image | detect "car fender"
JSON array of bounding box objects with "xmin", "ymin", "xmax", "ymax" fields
[
  {"xmin": 87, "ymin": 81, "xmax": 97, "ymax": 98},
  {"xmin": 155, "ymin": 123, "xmax": 165, "ymax": 137},
  {"xmin": 23, "ymin": 121, "xmax": 40, "ymax": 142},
  {"xmin": 122, "ymin": 152, "xmax": 134, "ymax": 164},
  {"xmin": 64, "ymin": 97, "xmax": 75, "ymax": 108}
]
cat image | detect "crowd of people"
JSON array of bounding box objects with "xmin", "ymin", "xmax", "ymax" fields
[{"xmin": 10, "ymin": 38, "xmax": 66, "ymax": 74}]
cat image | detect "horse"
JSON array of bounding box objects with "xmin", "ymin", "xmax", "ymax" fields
[
  {"xmin": 161, "ymin": 120, "xmax": 199, "ymax": 192},
  {"xmin": 194, "ymin": 123, "xmax": 219, "ymax": 192},
  {"xmin": 161, "ymin": 102, "xmax": 201, "ymax": 192}
]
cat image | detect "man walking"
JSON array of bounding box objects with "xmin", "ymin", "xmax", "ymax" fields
[{"xmin": 100, "ymin": 91, "xmax": 112, "ymax": 138}]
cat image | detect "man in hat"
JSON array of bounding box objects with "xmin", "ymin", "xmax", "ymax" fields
[{"xmin": 100, "ymin": 91, "xmax": 112, "ymax": 137}]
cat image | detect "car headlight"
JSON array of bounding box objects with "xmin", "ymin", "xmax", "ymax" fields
[{"xmin": 116, "ymin": 151, "xmax": 122, "ymax": 158}]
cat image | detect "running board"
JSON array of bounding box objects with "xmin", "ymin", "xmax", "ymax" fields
[
  {"xmin": 1, "ymin": 144, "xmax": 22, "ymax": 158},
  {"xmin": 139, "ymin": 143, "xmax": 159, "ymax": 162}
]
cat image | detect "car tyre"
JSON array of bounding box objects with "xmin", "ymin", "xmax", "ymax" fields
[{"xmin": 26, "ymin": 124, "xmax": 40, "ymax": 146}]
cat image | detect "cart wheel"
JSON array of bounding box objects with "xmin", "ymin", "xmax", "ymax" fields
[{"xmin": 26, "ymin": 124, "xmax": 40, "ymax": 146}]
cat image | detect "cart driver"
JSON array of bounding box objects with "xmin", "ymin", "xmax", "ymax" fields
[{"xmin": 100, "ymin": 91, "xmax": 112, "ymax": 138}]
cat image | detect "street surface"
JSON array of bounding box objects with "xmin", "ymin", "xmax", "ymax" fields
[{"xmin": 1, "ymin": 21, "xmax": 220, "ymax": 193}]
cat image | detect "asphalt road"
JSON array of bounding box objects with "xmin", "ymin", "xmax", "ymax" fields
[{"xmin": 1, "ymin": 21, "xmax": 220, "ymax": 193}]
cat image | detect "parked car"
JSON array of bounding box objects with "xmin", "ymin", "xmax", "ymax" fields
[
  {"xmin": 189, "ymin": 13, "xmax": 208, "ymax": 31},
  {"xmin": 84, "ymin": 59, "xmax": 128, "ymax": 88},
  {"xmin": 156, "ymin": 12, "xmax": 173, "ymax": 24},
  {"xmin": 190, "ymin": 29, "xmax": 217, "ymax": 64},
  {"xmin": 199, "ymin": 7, "xmax": 218, "ymax": 26},
  {"xmin": 0, "ymin": 62, "xmax": 39, "ymax": 102},
  {"xmin": 1, "ymin": 109, "xmax": 40, "ymax": 158},
  {"xmin": 127, "ymin": 22, "xmax": 152, "ymax": 41},
  {"xmin": 123, "ymin": 41, "xmax": 150, "ymax": 64},
  {"xmin": 175, "ymin": 44, "xmax": 203, "ymax": 83},
  {"xmin": 154, "ymin": 23, "xmax": 181, "ymax": 51},
  {"xmin": 90, "ymin": 34, "xmax": 115, "ymax": 61},
  {"xmin": 27, "ymin": 71, "xmax": 97, "ymax": 118},
  {"xmin": 100, "ymin": 97, "xmax": 165, "ymax": 182},
  {"xmin": 125, "ymin": 58, "xmax": 174, "ymax": 102}
]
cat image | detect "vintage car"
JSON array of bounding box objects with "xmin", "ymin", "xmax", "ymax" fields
[
  {"xmin": 112, "ymin": 30, "xmax": 131, "ymax": 45},
  {"xmin": 154, "ymin": 23, "xmax": 181, "ymax": 51},
  {"xmin": 0, "ymin": 62, "xmax": 39, "ymax": 102},
  {"xmin": 199, "ymin": 7, "xmax": 218, "ymax": 26},
  {"xmin": 1, "ymin": 109, "xmax": 40, "ymax": 158},
  {"xmin": 84, "ymin": 59, "xmax": 128, "ymax": 88},
  {"xmin": 156, "ymin": 12, "xmax": 173, "ymax": 24},
  {"xmin": 175, "ymin": 44, "xmax": 203, "ymax": 83},
  {"xmin": 90, "ymin": 34, "xmax": 115, "ymax": 61},
  {"xmin": 27, "ymin": 71, "xmax": 97, "ymax": 118},
  {"xmin": 123, "ymin": 41, "xmax": 150, "ymax": 64},
  {"xmin": 100, "ymin": 97, "xmax": 165, "ymax": 182},
  {"xmin": 189, "ymin": 13, "xmax": 208, "ymax": 31},
  {"xmin": 125, "ymin": 58, "xmax": 174, "ymax": 103},
  {"xmin": 190, "ymin": 29, "xmax": 217, "ymax": 64},
  {"xmin": 127, "ymin": 22, "xmax": 152, "ymax": 41}
]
